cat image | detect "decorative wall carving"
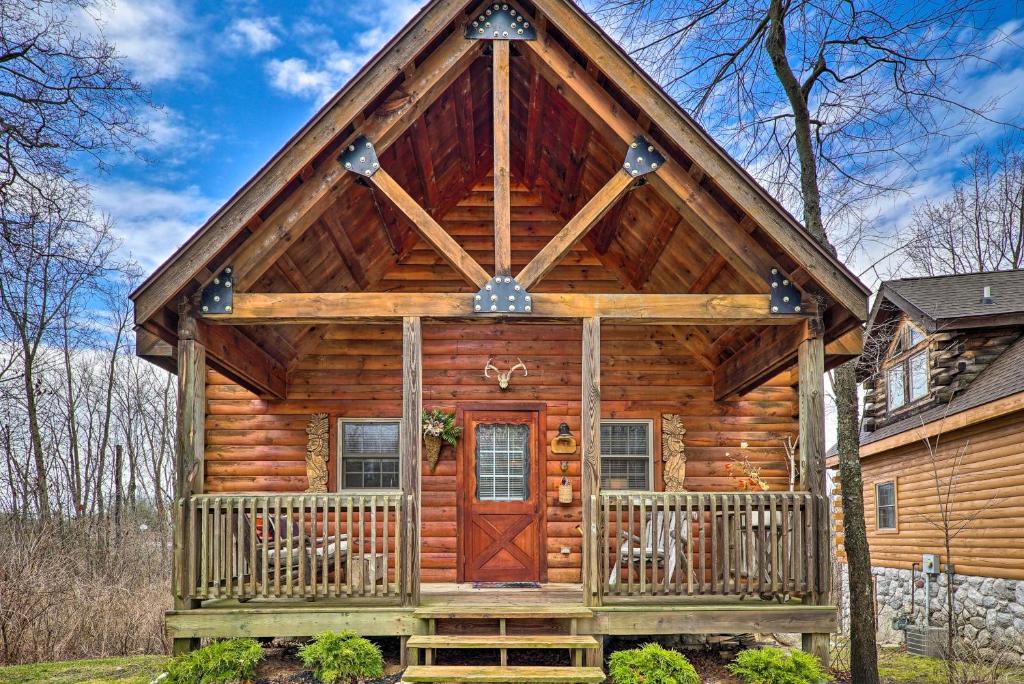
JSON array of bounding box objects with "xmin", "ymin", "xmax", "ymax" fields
[
  {"xmin": 305, "ymin": 412, "xmax": 329, "ymax": 493},
  {"xmin": 662, "ymin": 413, "xmax": 687, "ymax": 491}
]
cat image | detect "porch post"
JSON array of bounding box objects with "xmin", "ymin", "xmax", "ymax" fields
[
  {"xmin": 402, "ymin": 316, "xmax": 423, "ymax": 607},
  {"xmin": 172, "ymin": 301, "xmax": 205, "ymax": 654},
  {"xmin": 798, "ymin": 322, "xmax": 830, "ymax": 666},
  {"xmin": 581, "ymin": 317, "xmax": 601, "ymax": 608}
]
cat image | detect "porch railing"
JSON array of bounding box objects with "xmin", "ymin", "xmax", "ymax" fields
[
  {"xmin": 174, "ymin": 493, "xmax": 407, "ymax": 602},
  {"xmin": 595, "ymin": 491, "xmax": 828, "ymax": 601}
]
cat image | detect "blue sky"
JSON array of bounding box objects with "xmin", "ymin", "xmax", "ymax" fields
[{"xmin": 86, "ymin": 0, "xmax": 1024, "ymax": 283}]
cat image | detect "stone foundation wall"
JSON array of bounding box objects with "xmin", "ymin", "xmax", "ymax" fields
[{"xmin": 839, "ymin": 566, "xmax": 1024, "ymax": 655}]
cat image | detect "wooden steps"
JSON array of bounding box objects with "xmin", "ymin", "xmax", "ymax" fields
[
  {"xmin": 401, "ymin": 665, "xmax": 605, "ymax": 683},
  {"xmin": 413, "ymin": 605, "xmax": 593, "ymax": 620},
  {"xmin": 407, "ymin": 634, "xmax": 599, "ymax": 650}
]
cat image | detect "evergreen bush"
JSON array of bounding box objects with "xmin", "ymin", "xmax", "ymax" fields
[
  {"xmin": 608, "ymin": 643, "xmax": 700, "ymax": 684},
  {"xmin": 165, "ymin": 638, "xmax": 264, "ymax": 684},
  {"xmin": 298, "ymin": 631, "xmax": 385, "ymax": 684},
  {"xmin": 727, "ymin": 646, "xmax": 828, "ymax": 684}
]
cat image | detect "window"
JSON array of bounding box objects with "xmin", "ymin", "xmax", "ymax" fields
[
  {"xmin": 600, "ymin": 421, "xmax": 652, "ymax": 490},
  {"xmin": 876, "ymin": 481, "xmax": 897, "ymax": 531},
  {"xmin": 887, "ymin": 365, "xmax": 906, "ymax": 410},
  {"xmin": 475, "ymin": 423, "xmax": 530, "ymax": 501},
  {"xmin": 885, "ymin": 320, "xmax": 929, "ymax": 412},
  {"xmin": 338, "ymin": 420, "xmax": 400, "ymax": 490}
]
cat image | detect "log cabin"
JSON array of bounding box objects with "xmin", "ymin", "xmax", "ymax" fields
[
  {"xmin": 130, "ymin": 0, "xmax": 870, "ymax": 679},
  {"xmin": 832, "ymin": 270, "xmax": 1024, "ymax": 650}
]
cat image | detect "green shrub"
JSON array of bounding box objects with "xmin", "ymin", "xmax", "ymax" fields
[
  {"xmin": 608, "ymin": 643, "xmax": 700, "ymax": 684},
  {"xmin": 298, "ymin": 631, "xmax": 385, "ymax": 684},
  {"xmin": 166, "ymin": 638, "xmax": 264, "ymax": 684},
  {"xmin": 727, "ymin": 646, "xmax": 828, "ymax": 684}
]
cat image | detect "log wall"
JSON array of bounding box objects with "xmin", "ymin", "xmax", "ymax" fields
[
  {"xmin": 859, "ymin": 409, "xmax": 1024, "ymax": 580},
  {"xmin": 204, "ymin": 322, "xmax": 798, "ymax": 582}
]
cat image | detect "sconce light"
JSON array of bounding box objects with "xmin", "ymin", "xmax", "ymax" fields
[{"xmin": 551, "ymin": 422, "xmax": 577, "ymax": 454}]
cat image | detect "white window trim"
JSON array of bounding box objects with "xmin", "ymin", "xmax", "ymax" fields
[
  {"xmin": 336, "ymin": 417, "xmax": 402, "ymax": 494},
  {"xmin": 600, "ymin": 418, "xmax": 655, "ymax": 493},
  {"xmin": 875, "ymin": 480, "xmax": 898, "ymax": 532}
]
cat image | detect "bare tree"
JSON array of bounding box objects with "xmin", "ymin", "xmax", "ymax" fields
[
  {"xmin": 0, "ymin": 179, "xmax": 118, "ymax": 516},
  {"xmin": 907, "ymin": 138, "xmax": 1024, "ymax": 275},
  {"xmin": 0, "ymin": 0, "xmax": 146, "ymax": 205},
  {"xmin": 591, "ymin": 0, "xmax": 1012, "ymax": 678}
]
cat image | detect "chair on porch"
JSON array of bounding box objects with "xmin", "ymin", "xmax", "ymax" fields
[
  {"xmin": 238, "ymin": 512, "xmax": 349, "ymax": 595},
  {"xmin": 607, "ymin": 507, "xmax": 692, "ymax": 587}
]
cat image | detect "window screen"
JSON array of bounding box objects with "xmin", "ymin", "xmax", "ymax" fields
[
  {"xmin": 339, "ymin": 420, "xmax": 400, "ymax": 490},
  {"xmin": 476, "ymin": 424, "xmax": 530, "ymax": 501},
  {"xmin": 600, "ymin": 421, "xmax": 651, "ymax": 490},
  {"xmin": 910, "ymin": 351, "xmax": 929, "ymax": 401},
  {"xmin": 876, "ymin": 481, "xmax": 897, "ymax": 530}
]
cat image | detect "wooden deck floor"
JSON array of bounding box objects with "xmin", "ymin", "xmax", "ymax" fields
[{"xmin": 166, "ymin": 582, "xmax": 836, "ymax": 641}]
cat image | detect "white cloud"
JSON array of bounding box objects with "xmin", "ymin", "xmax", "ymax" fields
[
  {"xmin": 226, "ymin": 17, "xmax": 282, "ymax": 54},
  {"xmin": 266, "ymin": 57, "xmax": 338, "ymax": 101},
  {"xmin": 264, "ymin": 0, "xmax": 425, "ymax": 104},
  {"xmin": 92, "ymin": 180, "xmax": 221, "ymax": 270},
  {"xmin": 89, "ymin": 0, "xmax": 198, "ymax": 83}
]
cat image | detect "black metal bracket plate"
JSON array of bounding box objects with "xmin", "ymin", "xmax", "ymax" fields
[
  {"xmin": 623, "ymin": 137, "xmax": 665, "ymax": 177},
  {"xmin": 769, "ymin": 267, "xmax": 802, "ymax": 314},
  {"xmin": 338, "ymin": 136, "xmax": 380, "ymax": 177},
  {"xmin": 201, "ymin": 266, "xmax": 234, "ymax": 315},
  {"xmin": 474, "ymin": 275, "xmax": 532, "ymax": 314},
  {"xmin": 465, "ymin": 4, "xmax": 536, "ymax": 40}
]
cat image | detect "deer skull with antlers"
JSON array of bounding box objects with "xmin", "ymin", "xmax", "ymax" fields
[{"xmin": 483, "ymin": 357, "xmax": 528, "ymax": 391}]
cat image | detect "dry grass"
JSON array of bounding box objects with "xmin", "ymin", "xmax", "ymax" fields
[{"xmin": 0, "ymin": 514, "xmax": 171, "ymax": 665}]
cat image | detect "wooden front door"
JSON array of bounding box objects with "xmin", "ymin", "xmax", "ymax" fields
[{"xmin": 461, "ymin": 410, "xmax": 545, "ymax": 582}]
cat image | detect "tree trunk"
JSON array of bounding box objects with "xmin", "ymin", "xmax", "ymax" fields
[
  {"xmin": 836, "ymin": 361, "xmax": 878, "ymax": 682},
  {"xmin": 765, "ymin": 0, "xmax": 879, "ymax": 678},
  {"xmin": 22, "ymin": 353, "xmax": 50, "ymax": 517}
]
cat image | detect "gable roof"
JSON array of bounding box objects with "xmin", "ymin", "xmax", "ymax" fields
[
  {"xmin": 867, "ymin": 270, "xmax": 1024, "ymax": 333},
  {"xmin": 131, "ymin": 0, "xmax": 868, "ymax": 332},
  {"xmin": 861, "ymin": 334, "xmax": 1024, "ymax": 448}
]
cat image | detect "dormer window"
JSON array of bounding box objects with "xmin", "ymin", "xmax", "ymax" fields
[{"xmin": 885, "ymin": 321, "xmax": 929, "ymax": 412}]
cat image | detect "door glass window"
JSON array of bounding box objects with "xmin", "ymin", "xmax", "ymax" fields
[{"xmin": 476, "ymin": 423, "xmax": 530, "ymax": 501}]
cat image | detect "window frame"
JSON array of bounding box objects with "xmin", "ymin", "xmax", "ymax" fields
[
  {"xmin": 884, "ymin": 321, "xmax": 930, "ymax": 413},
  {"xmin": 336, "ymin": 417, "xmax": 402, "ymax": 493},
  {"xmin": 599, "ymin": 418, "xmax": 655, "ymax": 492},
  {"xmin": 875, "ymin": 480, "xmax": 898, "ymax": 533}
]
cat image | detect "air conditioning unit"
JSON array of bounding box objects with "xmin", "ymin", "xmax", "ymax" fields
[{"xmin": 905, "ymin": 625, "xmax": 946, "ymax": 659}]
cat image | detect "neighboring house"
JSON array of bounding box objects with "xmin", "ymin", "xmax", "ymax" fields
[
  {"xmin": 835, "ymin": 270, "xmax": 1024, "ymax": 650},
  {"xmin": 130, "ymin": 0, "xmax": 870, "ymax": 680}
]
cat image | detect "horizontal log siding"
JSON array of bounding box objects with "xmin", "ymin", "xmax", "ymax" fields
[
  {"xmin": 859, "ymin": 409, "xmax": 1024, "ymax": 580},
  {"xmin": 205, "ymin": 322, "xmax": 798, "ymax": 582}
]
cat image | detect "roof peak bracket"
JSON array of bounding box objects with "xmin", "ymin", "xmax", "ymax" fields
[
  {"xmin": 466, "ymin": 4, "xmax": 536, "ymax": 40},
  {"xmin": 623, "ymin": 137, "xmax": 665, "ymax": 177},
  {"xmin": 338, "ymin": 136, "xmax": 380, "ymax": 177},
  {"xmin": 200, "ymin": 266, "xmax": 234, "ymax": 314},
  {"xmin": 769, "ymin": 267, "xmax": 802, "ymax": 314},
  {"xmin": 474, "ymin": 275, "xmax": 532, "ymax": 314}
]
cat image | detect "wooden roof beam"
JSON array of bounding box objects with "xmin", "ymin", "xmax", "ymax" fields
[
  {"xmin": 215, "ymin": 33, "xmax": 483, "ymax": 294},
  {"xmin": 203, "ymin": 291, "xmax": 810, "ymax": 325},
  {"xmin": 131, "ymin": 0, "xmax": 478, "ymax": 325},
  {"xmin": 368, "ymin": 168, "xmax": 491, "ymax": 288},
  {"xmin": 195, "ymin": 321, "xmax": 287, "ymax": 398},
  {"xmin": 526, "ymin": 0, "xmax": 868, "ymax": 320},
  {"xmin": 713, "ymin": 319, "xmax": 814, "ymax": 400},
  {"xmin": 521, "ymin": 34, "xmax": 780, "ymax": 297},
  {"xmin": 516, "ymin": 169, "xmax": 634, "ymax": 290},
  {"xmin": 493, "ymin": 39, "xmax": 512, "ymax": 276}
]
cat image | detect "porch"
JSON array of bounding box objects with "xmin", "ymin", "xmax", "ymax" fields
[{"xmin": 166, "ymin": 580, "xmax": 837, "ymax": 656}]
